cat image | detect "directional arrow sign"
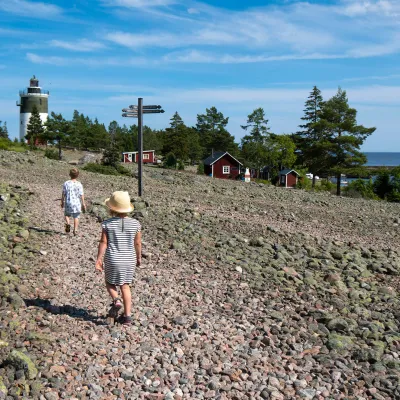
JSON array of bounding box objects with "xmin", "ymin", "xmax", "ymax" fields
[
  {"xmin": 143, "ymin": 109, "xmax": 165, "ymax": 114},
  {"xmin": 122, "ymin": 113, "xmax": 138, "ymax": 117},
  {"xmin": 122, "ymin": 108, "xmax": 133, "ymax": 112},
  {"xmin": 143, "ymin": 105, "xmax": 162, "ymax": 110},
  {"xmin": 129, "ymin": 105, "xmax": 138, "ymax": 109}
]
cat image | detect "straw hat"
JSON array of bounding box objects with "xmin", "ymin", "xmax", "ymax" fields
[{"xmin": 104, "ymin": 191, "xmax": 134, "ymax": 213}]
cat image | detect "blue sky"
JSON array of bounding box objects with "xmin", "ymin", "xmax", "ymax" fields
[{"xmin": 1, "ymin": 0, "xmax": 400, "ymax": 151}]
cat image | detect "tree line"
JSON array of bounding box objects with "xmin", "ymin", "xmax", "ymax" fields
[{"xmin": 18, "ymin": 86, "xmax": 376, "ymax": 196}]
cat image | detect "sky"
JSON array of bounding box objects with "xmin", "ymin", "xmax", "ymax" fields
[{"xmin": 1, "ymin": 0, "xmax": 400, "ymax": 151}]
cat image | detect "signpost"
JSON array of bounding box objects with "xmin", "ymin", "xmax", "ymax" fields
[{"xmin": 122, "ymin": 98, "xmax": 164, "ymax": 197}]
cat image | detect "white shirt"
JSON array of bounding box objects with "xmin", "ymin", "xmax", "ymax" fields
[{"xmin": 63, "ymin": 180, "xmax": 84, "ymax": 214}]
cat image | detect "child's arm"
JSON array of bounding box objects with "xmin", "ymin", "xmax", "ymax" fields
[
  {"xmin": 96, "ymin": 229, "xmax": 107, "ymax": 272},
  {"xmin": 81, "ymin": 194, "xmax": 87, "ymax": 212},
  {"xmin": 135, "ymin": 231, "xmax": 142, "ymax": 266},
  {"xmin": 60, "ymin": 190, "xmax": 65, "ymax": 209}
]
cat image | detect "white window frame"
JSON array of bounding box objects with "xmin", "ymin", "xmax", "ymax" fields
[
  {"xmin": 143, "ymin": 153, "xmax": 150, "ymax": 160},
  {"xmin": 222, "ymin": 165, "xmax": 230, "ymax": 174}
]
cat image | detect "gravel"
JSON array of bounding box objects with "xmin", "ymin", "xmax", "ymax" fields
[{"xmin": 0, "ymin": 150, "xmax": 399, "ymax": 399}]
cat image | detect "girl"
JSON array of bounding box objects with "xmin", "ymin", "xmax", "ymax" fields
[{"xmin": 95, "ymin": 191, "xmax": 142, "ymax": 325}]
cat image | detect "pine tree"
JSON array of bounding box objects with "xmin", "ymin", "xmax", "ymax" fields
[
  {"xmin": 0, "ymin": 121, "xmax": 9, "ymax": 139},
  {"xmin": 296, "ymin": 86, "xmax": 325, "ymax": 187},
  {"xmin": 317, "ymin": 88, "xmax": 376, "ymax": 195},
  {"xmin": 26, "ymin": 105, "xmax": 44, "ymax": 148},
  {"xmin": 44, "ymin": 112, "xmax": 71, "ymax": 159},
  {"xmin": 162, "ymin": 112, "xmax": 189, "ymax": 161},
  {"xmin": 240, "ymin": 108, "xmax": 271, "ymax": 177},
  {"xmin": 196, "ymin": 107, "xmax": 237, "ymax": 156}
]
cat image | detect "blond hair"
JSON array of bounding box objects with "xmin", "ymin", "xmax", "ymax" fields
[{"xmin": 69, "ymin": 168, "xmax": 79, "ymax": 179}]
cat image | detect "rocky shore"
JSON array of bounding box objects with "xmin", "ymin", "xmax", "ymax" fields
[{"xmin": 0, "ymin": 150, "xmax": 399, "ymax": 399}]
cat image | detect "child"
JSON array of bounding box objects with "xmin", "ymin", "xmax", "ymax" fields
[
  {"xmin": 95, "ymin": 191, "xmax": 142, "ymax": 325},
  {"xmin": 61, "ymin": 168, "xmax": 86, "ymax": 235}
]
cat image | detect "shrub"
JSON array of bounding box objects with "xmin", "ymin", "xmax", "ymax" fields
[
  {"xmin": 315, "ymin": 179, "xmax": 335, "ymax": 192},
  {"xmin": 83, "ymin": 163, "xmax": 130, "ymax": 176},
  {"xmin": 177, "ymin": 160, "xmax": 185, "ymax": 170},
  {"xmin": 164, "ymin": 152, "xmax": 177, "ymax": 169},
  {"xmin": 197, "ymin": 163, "xmax": 205, "ymax": 175},
  {"xmin": 344, "ymin": 179, "xmax": 378, "ymax": 200},
  {"xmin": 0, "ymin": 139, "xmax": 9, "ymax": 150},
  {"xmin": 44, "ymin": 149, "xmax": 59, "ymax": 160},
  {"xmin": 0, "ymin": 138, "xmax": 27, "ymax": 152},
  {"xmin": 102, "ymin": 144, "xmax": 121, "ymax": 168},
  {"xmin": 296, "ymin": 177, "xmax": 312, "ymax": 190}
]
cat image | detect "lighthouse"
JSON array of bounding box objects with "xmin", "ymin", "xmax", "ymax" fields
[{"xmin": 17, "ymin": 76, "xmax": 49, "ymax": 142}]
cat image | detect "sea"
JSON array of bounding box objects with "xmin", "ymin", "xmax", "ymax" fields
[
  {"xmin": 364, "ymin": 152, "xmax": 400, "ymax": 167},
  {"xmin": 332, "ymin": 152, "xmax": 400, "ymax": 185}
]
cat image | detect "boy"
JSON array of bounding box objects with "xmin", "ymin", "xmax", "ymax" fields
[{"xmin": 61, "ymin": 168, "xmax": 86, "ymax": 235}]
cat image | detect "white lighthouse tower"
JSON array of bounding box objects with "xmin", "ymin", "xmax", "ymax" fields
[{"xmin": 17, "ymin": 76, "xmax": 49, "ymax": 142}]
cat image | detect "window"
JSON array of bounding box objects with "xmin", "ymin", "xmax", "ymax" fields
[
  {"xmin": 223, "ymin": 165, "xmax": 230, "ymax": 174},
  {"xmin": 143, "ymin": 154, "xmax": 150, "ymax": 160}
]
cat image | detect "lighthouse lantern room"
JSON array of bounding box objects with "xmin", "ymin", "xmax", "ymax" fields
[{"xmin": 17, "ymin": 76, "xmax": 49, "ymax": 142}]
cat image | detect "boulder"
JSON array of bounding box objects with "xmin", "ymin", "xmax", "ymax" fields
[{"xmin": 6, "ymin": 350, "xmax": 38, "ymax": 379}]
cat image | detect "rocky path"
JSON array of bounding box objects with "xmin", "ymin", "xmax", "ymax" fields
[{"xmin": 1, "ymin": 151, "xmax": 400, "ymax": 399}]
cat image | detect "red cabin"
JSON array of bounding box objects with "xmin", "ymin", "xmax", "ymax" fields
[
  {"xmin": 203, "ymin": 151, "xmax": 242, "ymax": 179},
  {"xmin": 123, "ymin": 150, "xmax": 155, "ymax": 164},
  {"xmin": 279, "ymin": 169, "xmax": 299, "ymax": 188}
]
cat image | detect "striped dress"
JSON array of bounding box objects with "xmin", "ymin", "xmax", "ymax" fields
[{"xmin": 102, "ymin": 217, "xmax": 141, "ymax": 286}]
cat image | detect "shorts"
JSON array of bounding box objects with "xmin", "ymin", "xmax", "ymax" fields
[{"xmin": 65, "ymin": 212, "xmax": 80, "ymax": 219}]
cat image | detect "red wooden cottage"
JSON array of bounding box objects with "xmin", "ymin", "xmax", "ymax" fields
[
  {"xmin": 123, "ymin": 150, "xmax": 155, "ymax": 164},
  {"xmin": 203, "ymin": 151, "xmax": 242, "ymax": 179},
  {"xmin": 279, "ymin": 169, "xmax": 300, "ymax": 188}
]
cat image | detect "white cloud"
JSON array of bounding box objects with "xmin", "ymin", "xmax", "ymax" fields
[
  {"xmin": 339, "ymin": 0, "xmax": 399, "ymax": 17},
  {"xmin": 0, "ymin": 0, "xmax": 62, "ymax": 18},
  {"xmin": 102, "ymin": 0, "xmax": 400, "ymax": 62},
  {"xmin": 103, "ymin": 0, "xmax": 176, "ymax": 7},
  {"xmin": 49, "ymin": 39, "xmax": 106, "ymax": 52},
  {"xmin": 187, "ymin": 8, "xmax": 199, "ymax": 14},
  {"xmin": 26, "ymin": 52, "xmax": 148, "ymax": 67},
  {"xmin": 26, "ymin": 53, "xmax": 66, "ymax": 66}
]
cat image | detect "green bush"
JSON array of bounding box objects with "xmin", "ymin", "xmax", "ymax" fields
[
  {"xmin": 315, "ymin": 179, "xmax": 335, "ymax": 192},
  {"xmin": 344, "ymin": 179, "xmax": 378, "ymax": 200},
  {"xmin": 83, "ymin": 163, "xmax": 130, "ymax": 176},
  {"xmin": 44, "ymin": 149, "xmax": 59, "ymax": 160},
  {"xmin": 197, "ymin": 163, "xmax": 205, "ymax": 175},
  {"xmin": 102, "ymin": 144, "xmax": 121, "ymax": 168},
  {"xmin": 0, "ymin": 138, "xmax": 27, "ymax": 152},
  {"xmin": 177, "ymin": 160, "xmax": 185, "ymax": 170},
  {"xmin": 0, "ymin": 139, "xmax": 8, "ymax": 150},
  {"xmin": 296, "ymin": 177, "xmax": 312, "ymax": 190},
  {"xmin": 164, "ymin": 152, "xmax": 177, "ymax": 169}
]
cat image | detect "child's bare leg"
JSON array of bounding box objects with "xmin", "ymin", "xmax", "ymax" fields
[
  {"xmin": 64, "ymin": 215, "xmax": 70, "ymax": 225},
  {"xmin": 106, "ymin": 282, "xmax": 118, "ymax": 300},
  {"xmin": 73, "ymin": 217, "xmax": 79, "ymax": 233},
  {"xmin": 120, "ymin": 284, "xmax": 131, "ymax": 316}
]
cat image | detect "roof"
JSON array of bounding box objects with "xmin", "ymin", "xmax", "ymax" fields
[
  {"xmin": 203, "ymin": 151, "xmax": 242, "ymax": 166},
  {"xmin": 122, "ymin": 150, "xmax": 155, "ymax": 154},
  {"xmin": 279, "ymin": 169, "xmax": 300, "ymax": 176}
]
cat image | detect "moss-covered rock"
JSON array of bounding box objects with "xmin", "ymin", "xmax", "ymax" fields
[
  {"xmin": 6, "ymin": 350, "xmax": 38, "ymax": 379},
  {"xmin": 326, "ymin": 333, "xmax": 354, "ymax": 352},
  {"xmin": 0, "ymin": 376, "xmax": 7, "ymax": 398}
]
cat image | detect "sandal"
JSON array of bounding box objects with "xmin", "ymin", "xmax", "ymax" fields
[
  {"xmin": 113, "ymin": 298, "xmax": 123, "ymax": 309},
  {"xmin": 65, "ymin": 224, "xmax": 71, "ymax": 233},
  {"xmin": 119, "ymin": 315, "xmax": 132, "ymax": 325}
]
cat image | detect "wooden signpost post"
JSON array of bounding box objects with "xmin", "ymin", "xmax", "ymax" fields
[{"xmin": 122, "ymin": 98, "xmax": 164, "ymax": 197}]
